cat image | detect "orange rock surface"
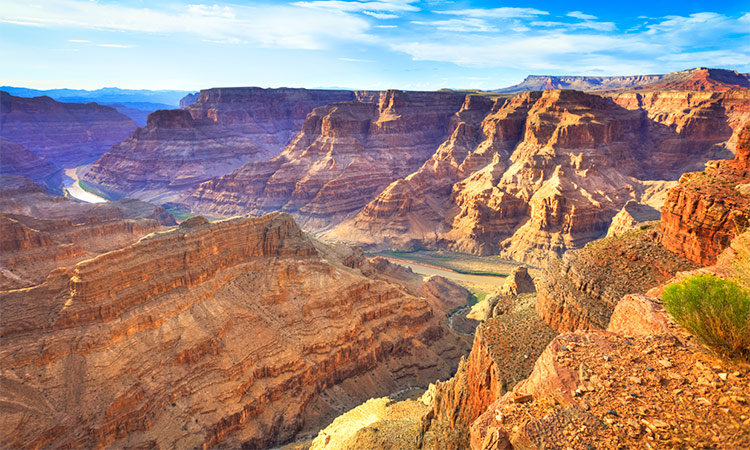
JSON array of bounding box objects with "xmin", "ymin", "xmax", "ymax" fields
[
  {"xmin": 0, "ymin": 212, "xmax": 469, "ymax": 448},
  {"xmin": 659, "ymin": 121, "xmax": 750, "ymax": 266}
]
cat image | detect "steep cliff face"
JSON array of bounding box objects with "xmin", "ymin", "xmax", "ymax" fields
[
  {"xmin": 0, "ymin": 213, "xmax": 469, "ymax": 449},
  {"xmin": 0, "ymin": 137, "xmax": 60, "ymax": 189},
  {"xmin": 605, "ymin": 200, "xmax": 661, "ymax": 237},
  {"xmin": 0, "ymin": 91, "xmax": 136, "ymax": 167},
  {"xmin": 187, "ymin": 90, "xmax": 468, "ymax": 229},
  {"xmin": 0, "ymin": 175, "xmax": 175, "ymax": 290},
  {"xmin": 83, "ymin": 88, "xmax": 357, "ymax": 201},
  {"xmin": 329, "ymin": 89, "xmax": 750, "ymax": 263},
  {"xmin": 659, "ymin": 121, "xmax": 750, "ymax": 266},
  {"xmin": 535, "ymin": 223, "xmax": 698, "ymax": 332}
]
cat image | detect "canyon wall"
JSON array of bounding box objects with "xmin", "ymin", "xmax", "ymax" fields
[
  {"xmin": 659, "ymin": 121, "xmax": 750, "ymax": 266},
  {"xmin": 0, "ymin": 91, "xmax": 136, "ymax": 167},
  {"xmin": 186, "ymin": 89, "xmax": 468, "ymax": 229},
  {"xmin": 0, "ymin": 137, "xmax": 61, "ymax": 189},
  {"xmin": 329, "ymin": 89, "xmax": 750, "ymax": 264},
  {"xmin": 0, "ymin": 175, "xmax": 175, "ymax": 290},
  {"xmin": 0, "ymin": 213, "xmax": 469, "ymax": 449},
  {"xmin": 82, "ymin": 88, "xmax": 360, "ymax": 202}
]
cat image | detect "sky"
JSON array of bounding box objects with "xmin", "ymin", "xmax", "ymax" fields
[{"xmin": 1, "ymin": 0, "xmax": 748, "ymax": 91}]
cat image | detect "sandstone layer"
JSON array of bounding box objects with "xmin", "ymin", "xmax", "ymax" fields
[
  {"xmin": 605, "ymin": 200, "xmax": 660, "ymax": 237},
  {"xmin": 659, "ymin": 121, "xmax": 750, "ymax": 266},
  {"xmin": 0, "ymin": 213, "xmax": 470, "ymax": 449},
  {"xmin": 330, "ymin": 89, "xmax": 749, "ymax": 263},
  {"xmin": 187, "ymin": 90, "xmax": 468, "ymax": 229},
  {"xmin": 83, "ymin": 88, "xmax": 362, "ymax": 202},
  {"xmin": 0, "ymin": 175, "xmax": 175, "ymax": 290},
  {"xmin": 0, "ymin": 91, "xmax": 136, "ymax": 167}
]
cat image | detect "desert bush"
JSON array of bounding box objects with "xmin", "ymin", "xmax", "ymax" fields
[{"xmin": 662, "ymin": 275, "xmax": 750, "ymax": 360}]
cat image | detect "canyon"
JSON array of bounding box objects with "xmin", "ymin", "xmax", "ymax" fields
[{"xmin": 1, "ymin": 68, "xmax": 749, "ymax": 450}]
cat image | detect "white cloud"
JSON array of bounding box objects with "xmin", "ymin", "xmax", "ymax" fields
[
  {"xmin": 412, "ymin": 18, "xmax": 497, "ymax": 33},
  {"xmin": 0, "ymin": 0, "xmax": 374, "ymax": 50},
  {"xmin": 435, "ymin": 7, "xmax": 548, "ymax": 19},
  {"xmin": 567, "ymin": 11, "xmax": 597, "ymax": 21},
  {"xmin": 292, "ymin": 0, "xmax": 418, "ymax": 13},
  {"xmin": 362, "ymin": 11, "xmax": 398, "ymax": 19},
  {"xmin": 97, "ymin": 43, "xmax": 134, "ymax": 48},
  {"xmin": 338, "ymin": 57, "xmax": 375, "ymax": 62},
  {"xmin": 375, "ymin": 24, "xmax": 397, "ymax": 28},
  {"xmin": 68, "ymin": 39, "xmax": 90, "ymax": 43}
]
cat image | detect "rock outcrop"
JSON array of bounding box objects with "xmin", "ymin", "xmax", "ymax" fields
[
  {"xmin": 496, "ymin": 266, "xmax": 535, "ymax": 297},
  {"xmin": 536, "ymin": 223, "xmax": 698, "ymax": 332},
  {"xmin": 0, "ymin": 91, "xmax": 136, "ymax": 167},
  {"xmin": 659, "ymin": 121, "xmax": 750, "ymax": 266},
  {"xmin": 0, "ymin": 213, "xmax": 469, "ymax": 449},
  {"xmin": 329, "ymin": 88, "xmax": 750, "ymax": 264},
  {"xmin": 605, "ymin": 200, "xmax": 661, "ymax": 237},
  {"xmin": 83, "ymin": 88, "xmax": 358, "ymax": 202},
  {"xmin": 187, "ymin": 90, "xmax": 468, "ymax": 229},
  {"xmin": 0, "ymin": 175, "xmax": 175, "ymax": 290},
  {"xmin": 0, "ymin": 137, "xmax": 61, "ymax": 189}
]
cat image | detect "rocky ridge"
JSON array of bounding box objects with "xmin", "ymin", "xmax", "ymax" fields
[
  {"xmin": 186, "ymin": 90, "xmax": 468, "ymax": 229},
  {"xmin": 83, "ymin": 88, "xmax": 359, "ymax": 202},
  {"xmin": 0, "ymin": 91, "xmax": 136, "ymax": 167},
  {"xmin": 0, "ymin": 137, "xmax": 61, "ymax": 189},
  {"xmin": 0, "ymin": 212, "xmax": 470, "ymax": 449},
  {"xmin": 329, "ymin": 89, "xmax": 750, "ymax": 263},
  {"xmin": 0, "ymin": 175, "xmax": 175, "ymax": 290}
]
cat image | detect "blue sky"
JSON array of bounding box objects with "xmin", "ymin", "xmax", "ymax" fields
[{"xmin": 1, "ymin": 0, "xmax": 748, "ymax": 91}]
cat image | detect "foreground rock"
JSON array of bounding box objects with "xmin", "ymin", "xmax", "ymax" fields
[
  {"xmin": 0, "ymin": 175, "xmax": 175, "ymax": 290},
  {"xmin": 536, "ymin": 223, "xmax": 698, "ymax": 332},
  {"xmin": 84, "ymin": 88, "xmax": 359, "ymax": 202},
  {"xmin": 660, "ymin": 121, "xmax": 750, "ymax": 266},
  {"xmin": 0, "ymin": 213, "xmax": 470, "ymax": 448},
  {"xmin": 0, "ymin": 91, "xmax": 136, "ymax": 167}
]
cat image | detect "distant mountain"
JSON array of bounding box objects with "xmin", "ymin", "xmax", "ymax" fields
[
  {"xmin": 0, "ymin": 87, "xmax": 195, "ymax": 125},
  {"xmin": 494, "ymin": 68, "xmax": 750, "ymax": 93}
]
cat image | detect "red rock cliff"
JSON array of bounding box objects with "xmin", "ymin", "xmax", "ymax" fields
[{"xmin": 0, "ymin": 213, "xmax": 469, "ymax": 449}]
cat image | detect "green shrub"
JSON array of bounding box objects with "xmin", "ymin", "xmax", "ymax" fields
[{"xmin": 662, "ymin": 275, "xmax": 750, "ymax": 360}]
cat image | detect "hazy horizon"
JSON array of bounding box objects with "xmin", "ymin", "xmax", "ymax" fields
[{"xmin": 1, "ymin": 0, "xmax": 749, "ymax": 92}]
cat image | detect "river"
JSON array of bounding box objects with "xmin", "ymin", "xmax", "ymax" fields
[
  {"xmin": 377, "ymin": 256, "xmax": 507, "ymax": 286},
  {"xmin": 63, "ymin": 167, "xmax": 108, "ymax": 203}
]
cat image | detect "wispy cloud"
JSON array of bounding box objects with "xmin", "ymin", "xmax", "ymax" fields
[
  {"xmin": 292, "ymin": 0, "xmax": 419, "ymax": 13},
  {"xmin": 412, "ymin": 18, "xmax": 497, "ymax": 33},
  {"xmin": 338, "ymin": 57, "xmax": 375, "ymax": 62},
  {"xmin": 567, "ymin": 11, "xmax": 598, "ymax": 20},
  {"xmin": 68, "ymin": 39, "xmax": 90, "ymax": 43},
  {"xmin": 435, "ymin": 7, "xmax": 549, "ymax": 19},
  {"xmin": 0, "ymin": 0, "xmax": 374, "ymax": 49},
  {"xmin": 362, "ymin": 11, "xmax": 398, "ymax": 19},
  {"xmin": 97, "ymin": 43, "xmax": 134, "ymax": 48}
]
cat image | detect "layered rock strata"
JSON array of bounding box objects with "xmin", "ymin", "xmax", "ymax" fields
[
  {"xmin": 330, "ymin": 89, "xmax": 750, "ymax": 263},
  {"xmin": 187, "ymin": 90, "xmax": 468, "ymax": 229},
  {"xmin": 605, "ymin": 200, "xmax": 661, "ymax": 237},
  {"xmin": 0, "ymin": 213, "xmax": 469, "ymax": 449},
  {"xmin": 659, "ymin": 121, "xmax": 750, "ymax": 266},
  {"xmin": 0, "ymin": 137, "xmax": 61, "ymax": 189},
  {"xmin": 0, "ymin": 91, "xmax": 136, "ymax": 167},
  {"xmin": 83, "ymin": 88, "xmax": 362, "ymax": 201},
  {"xmin": 0, "ymin": 175, "xmax": 175, "ymax": 289}
]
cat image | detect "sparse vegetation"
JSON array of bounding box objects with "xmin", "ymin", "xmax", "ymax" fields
[{"xmin": 662, "ymin": 275, "xmax": 750, "ymax": 360}]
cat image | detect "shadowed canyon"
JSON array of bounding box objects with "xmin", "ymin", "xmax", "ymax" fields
[{"xmin": 1, "ymin": 67, "xmax": 750, "ymax": 449}]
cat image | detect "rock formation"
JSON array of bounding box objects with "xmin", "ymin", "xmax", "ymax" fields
[
  {"xmin": 605, "ymin": 200, "xmax": 661, "ymax": 237},
  {"xmin": 659, "ymin": 121, "xmax": 750, "ymax": 266},
  {"xmin": 0, "ymin": 212, "xmax": 470, "ymax": 448},
  {"xmin": 186, "ymin": 90, "xmax": 468, "ymax": 229},
  {"xmin": 0, "ymin": 175, "xmax": 175, "ymax": 290},
  {"xmin": 536, "ymin": 223, "xmax": 697, "ymax": 332},
  {"xmin": 329, "ymin": 88, "xmax": 750, "ymax": 264},
  {"xmin": 83, "ymin": 88, "xmax": 361, "ymax": 202},
  {"xmin": 0, "ymin": 91, "xmax": 136, "ymax": 167},
  {"xmin": 494, "ymin": 67, "xmax": 750, "ymax": 93},
  {"xmin": 496, "ymin": 266, "xmax": 535, "ymax": 297},
  {"xmin": 0, "ymin": 137, "xmax": 61, "ymax": 189}
]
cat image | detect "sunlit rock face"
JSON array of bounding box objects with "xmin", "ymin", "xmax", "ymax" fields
[
  {"xmin": 0, "ymin": 212, "xmax": 469, "ymax": 449},
  {"xmin": 83, "ymin": 88, "xmax": 359, "ymax": 202}
]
